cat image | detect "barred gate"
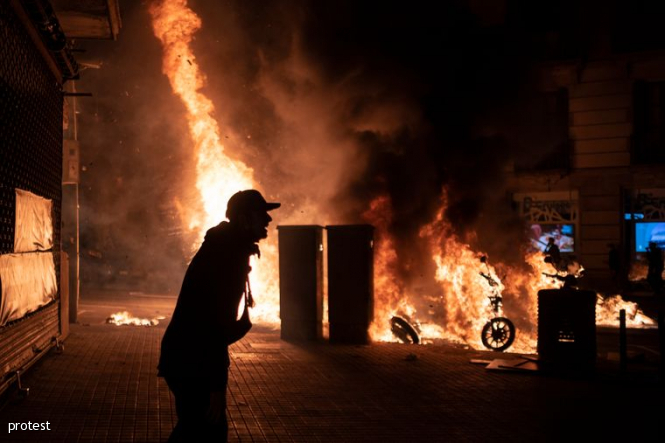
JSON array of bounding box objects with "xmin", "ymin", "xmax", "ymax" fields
[{"xmin": 0, "ymin": 1, "xmax": 63, "ymax": 394}]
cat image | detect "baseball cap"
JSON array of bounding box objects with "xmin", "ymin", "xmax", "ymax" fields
[{"xmin": 226, "ymin": 190, "xmax": 281, "ymax": 219}]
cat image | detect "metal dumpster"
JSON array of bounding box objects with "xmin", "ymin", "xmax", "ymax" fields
[
  {"xmin": 326, "ymin": 225, "xmax": 374, "ymax": 344},
  {"xmin": 537, "ymin": 288, "xmax": 596, "ymax": 372},
  {"xmin": 278, "ymin": 225, "xmax": 324, "ymax": 341}
]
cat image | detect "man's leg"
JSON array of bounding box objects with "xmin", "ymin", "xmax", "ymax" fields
[{"xmin": 166, "ymin": 374, "xmax": 228, "ymax": 442}]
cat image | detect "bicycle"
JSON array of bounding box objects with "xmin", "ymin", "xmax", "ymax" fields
[{"xmin": 478, "ymin": 256, "xmax": 515, "ymax": 352}]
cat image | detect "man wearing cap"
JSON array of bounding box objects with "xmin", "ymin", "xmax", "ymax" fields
[{"xmin": 159, "ymin": 189, "xmax": 280, "ymax": 442}]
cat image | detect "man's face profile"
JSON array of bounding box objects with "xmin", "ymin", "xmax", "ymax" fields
[{"xmin": 246, "ymin": 210, "xmax": 272, "ymax": 241}]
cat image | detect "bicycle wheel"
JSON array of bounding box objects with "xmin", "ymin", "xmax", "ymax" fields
[
  {"xmin": 481, "ymin": 317, "xmax": 515, "ymax": 352},
  {"xmin": 390, "ymin": 316, "xmax": 420, "ymax": 344}
]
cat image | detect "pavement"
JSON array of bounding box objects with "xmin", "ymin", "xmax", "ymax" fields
[{"xmin": 0, "ymin": 290, "xmax": 663, "ymax": 443}]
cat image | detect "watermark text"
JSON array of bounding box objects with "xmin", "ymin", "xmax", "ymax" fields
[{"xmin": 8, "ymin": 422, "xmax": 51, "ymax": 433}]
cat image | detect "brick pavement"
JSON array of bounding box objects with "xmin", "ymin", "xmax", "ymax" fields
[{"xmin": 0, "ymin": 294, "xmax": 663, "ymax": 442}]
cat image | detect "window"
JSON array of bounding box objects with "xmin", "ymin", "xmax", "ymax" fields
[
  {"xmin": 514, "ymin": 88, "xmax": 570, "ymax": 171},
  {"xmin": 612, "ymin": 1, "xmax": 665, "ymax": 53},
  {"xmin": 633, "ymin": 81, "xmax": 665, "ymax": 164}
]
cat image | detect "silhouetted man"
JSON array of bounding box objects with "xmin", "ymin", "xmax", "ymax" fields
[
  {"xmin": 544, "ymin": 237, "xmax": 561, "ymax": 270},
  {"xmin": 158, "ymin": 189, "xmax": 280, "ymax": 442},
  {"xmin": 608, "ymin": 243, "xmax": 620, "ymax": 287},
  {"xmin": 646, "ymin": 241, "xmax": 663, "ymax": 293}
]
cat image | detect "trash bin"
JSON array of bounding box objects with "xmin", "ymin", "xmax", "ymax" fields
[
  {"xmin": 278, "ymin": 225, "xmax": 324, "ymax": 341},
  {"xmin": 326, "ymin": 225, "xmax": 374, "ymax": 344},
  {"xmin": 537, "ymin": 288, "xmax": 596, "ymax": 372}
]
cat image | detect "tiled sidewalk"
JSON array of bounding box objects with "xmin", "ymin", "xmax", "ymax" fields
[{"xmin": 0, "ymin": 294, "xmax": 662, "ymax": 442}]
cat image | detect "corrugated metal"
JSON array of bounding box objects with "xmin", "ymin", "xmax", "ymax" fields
[{"xmin": 0, "ymin": 302, "xmax": 59, "ymax": 379}]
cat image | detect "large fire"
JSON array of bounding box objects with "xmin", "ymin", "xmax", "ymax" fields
[
  {"xmin": 362, "ymin": 193, "xmax": 530, "ymax": 351},
  {"xmin": 364, "ymin": 191, "xmax": 654, "ymax": 353},
  {"xmin": 149, "ymin": 0, "xmax": 279, "ymax": 324},
  {"xmin": 147, "ymin": 0, "xmax": 653, "ymax": 350},
  {"xmin": 364, "ymin": 196, "xmax": 428, "ymax": 342}
]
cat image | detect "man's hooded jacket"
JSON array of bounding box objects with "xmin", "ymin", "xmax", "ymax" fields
[{"xmin": 158, "ymin": 221, "xmax": 256, "ymax": 389}]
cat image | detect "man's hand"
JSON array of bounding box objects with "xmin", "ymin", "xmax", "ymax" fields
[
  {"xmin": 206, "ymin": 391, "xmax": 226, "ymax": 424},
  {"xmin": 240, "ymin": 301, "xmax": 251, "ymax": 322},
  {"xmin": 237, "ymin": 304, "xmax": 252, "ymax": 335},
  {"xmin": 226, "ymin": 303, "xmax": 253, "ymax": 345}
]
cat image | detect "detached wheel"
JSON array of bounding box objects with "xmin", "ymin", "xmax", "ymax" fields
[
  {"xmin": 390, "ymin": 316, "xmax": 420, "ymax": 344},
  {"xmin": 481, "ymin": 317, "xmax": 515, "ymax": 352}
]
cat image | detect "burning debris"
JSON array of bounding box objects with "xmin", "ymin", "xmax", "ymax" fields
[
  {"xmin": 390, "ymin": 316, "xmax": 420, "ymax": 344},
  {"xmin": 541, "ymin": 265, "xmax": 585, "ymax": 290},
  {"xmin": 365, "ymin": 193, "xmax": 543, "ymax": 353},
  {"xmin": 106, "ymin": 311, "xmax": 165, "ymax": 326},
  {"xmin": 595, "ymin": 295, "xmax": 656, "ymax": 328},
  {"xmin": 365, "ymin": 190, "xmax": 656, "ymax": 354},
  {"xmin": 477, "ymin": 256, "xmax": 515, "ymax": 352}
]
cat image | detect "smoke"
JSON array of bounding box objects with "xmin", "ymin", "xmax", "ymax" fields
[
  {"xmin": 75, "ymin": 0, "xmax": 566, "ymax": 293},
  {"xmin": 77, "ymin": 1, "xmax": 198, "ymax": 292}
]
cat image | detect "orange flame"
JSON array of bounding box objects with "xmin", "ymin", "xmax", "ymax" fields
[
  {"xmin": 366, "ymin": 191, "xmax": 571, "ymax": 353},
  {"xmin": 148, "ymin": 0, "xmax": 654, "ymax": 344},
  {"xmin": 363, "ymin": 195, "xmax": 446, "ymax": 343},
  {"xmin": 107, "ymin": 311, "xmax": 165, "ymax": 326},
  {"xmin": 364, "ymin": 196, "xmax": 411, "ymax": 341},
  {"xmin": 149, "ymin": 0, "xmax": 279, "ymax": 324},
  {"xmin": 596, "ymin": 294, "xmax": 656, "ymax": 328},
  {"xmin": 422, "ymin": 203, "xmax": 507, "ymax": 349},
  {"xmin": 365, "ymin": 189, "xmax": 655, "ymax": 353}
]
